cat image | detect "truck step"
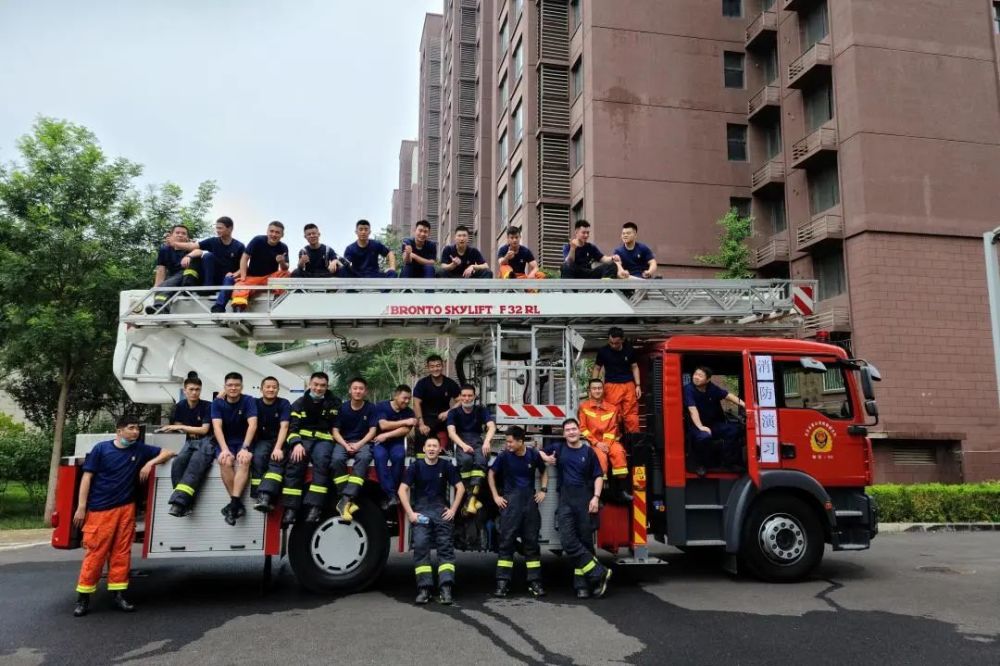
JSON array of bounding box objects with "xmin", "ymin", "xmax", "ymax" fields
[
  {"xmin": 685, "ymin": 504, "xmax": 724, "ymax": 510},
  {"xmin": 683, "ymin": 539, "xmax": 727, "ymax": 547}
]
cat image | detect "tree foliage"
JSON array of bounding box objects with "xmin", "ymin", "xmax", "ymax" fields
[
  {"xmin": 696, "ymin": 208, "xmax": 754, "ymax": 279},
  {"xmin": 329, "ymin": 339, "xmax": 437, "ymax": 402}
]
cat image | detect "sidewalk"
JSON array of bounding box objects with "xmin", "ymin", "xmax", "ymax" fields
[
  {"xmin": 879, "ymin": 522, "xmax": 1000, "ymax": 533},
  {"xmin": 0, "ymin": 528, "xmax": 52, "ymax": 549}
]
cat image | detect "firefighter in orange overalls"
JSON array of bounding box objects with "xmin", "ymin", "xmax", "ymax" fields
[
  {"xmin": 577, "ymin": 378, "xmax": 632, "ymax": 504},
  {"xmin": 592, "ymin": 327, "xmax": 641, "ymax": 434},
  {"xmin": 72, "ymin": 416, "xmax": 175, "ymax": 617}
]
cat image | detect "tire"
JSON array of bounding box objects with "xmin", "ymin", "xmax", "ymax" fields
[
  {"xmin": 739, "ymin": 494, "xmax": 824, "ymax": 583},
  {"xmin": 288, "ymin": 496, "xmax": 390, "ymax": 594}
]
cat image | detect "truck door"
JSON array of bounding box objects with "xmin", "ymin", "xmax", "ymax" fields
[{"xmin": 743, "ymin": 351, "xmax": 761, "ymax": 487}]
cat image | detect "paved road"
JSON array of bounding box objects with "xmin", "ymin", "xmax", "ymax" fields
[{"xmin": 1, "ymin": 533, "xmax": 997, "ymax": 665}]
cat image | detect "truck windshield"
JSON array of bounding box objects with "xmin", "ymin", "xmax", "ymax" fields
[{"xmin": 776, "ymin": 362, "xmax": 852, "ymax": 419}]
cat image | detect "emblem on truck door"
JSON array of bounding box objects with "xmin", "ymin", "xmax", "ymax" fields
[{"xmin": 807, "ymin": 423, "xmax": 834, "ymax": 453}]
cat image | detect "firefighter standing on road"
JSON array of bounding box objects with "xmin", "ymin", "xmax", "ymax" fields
[
  {"xmin": 72, "ymin": 416, "xmax": 175, "ymax": 617},
  {"xmin": 331, "ymin": 377, "xmax": 377, "ymax": 522},
  {"xmin": 593, "ymin": 327, "xmax": 641, "ymax": 434},
  {"xmin": 578, "ymin": 378, "xmax": 632, "ymax": 504},
  {"xmin": 163, "ymin": 372, "xmax": 213, "ymax": 517},
  {"xmin": 488, "ymin": 426, "xmax": 548, "ymax": 598},
  {"xmin": 250, "ymin": 376, "xmax": 291, "ymax": 512},
  {"xmin": 446, "ymin": 383, "xmax": 496, "ymax": 515}
]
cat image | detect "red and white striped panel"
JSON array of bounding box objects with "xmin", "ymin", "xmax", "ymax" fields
[
  {"xmin": 497, "ymin": 404, "xmax": 567, "ymax": 420},
  {"xmin": 792, "ymin": 285, "xmax": 815, "ymax": 316}
]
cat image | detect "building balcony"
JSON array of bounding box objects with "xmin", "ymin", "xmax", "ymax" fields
[
  {"xmin": 745, "ymin": 11, "xmax": 778, "ymax": 51},
  {"xmin": 783, "ymin": 0, "xmax": 824, "ymax": 12},
  {"xmin": 802, "ymin": 302, "xmax": 852, "ymax": 335},
  {"xmin": 795, "ymin": 210, "xmax": 844, "ymax": 252},
  {"xmin": 787, "ymin": 41, "xmax": 832, "ymax": 90},
  {"xmin": 747, "ymin": 85, "xmax": 781, "ymax": 123},
  {"xmin": 749, "ymin": 234, "xmax": 790, "ymax": 269},
  {"xmin": 791, "ymin": 125, "xmax": 838, "ymax": 170},
  {"xmin": 751, "ymin": 159, "xmax": 786, "ymax": 196}
]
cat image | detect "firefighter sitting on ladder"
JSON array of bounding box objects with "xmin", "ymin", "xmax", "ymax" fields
[
  {"xmin": 331, "ymin": 377, "xmax": 377, "ymax": 522},
  {"xmin": 249, "ymin": 376, "xmax": 291, "ymax": 513},
  {"xmin": 162, "ymin": 372, "xmax": 213, "ymax": 518},
  {"xmin": 446, "ymin": 383, "xmax": 496, "ymax": 515},
  {"xmin": 578, "ymin": 378, "xmax": 632, "ymax": 504}
]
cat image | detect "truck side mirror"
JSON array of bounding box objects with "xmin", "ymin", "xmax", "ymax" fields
[
  {"xmin": 860, "ymin": 365, "xmax": 881, "ymax": 401},
  {"xmin": 864, "ymin": 399, "xmax": 878, "ymax": 418}
]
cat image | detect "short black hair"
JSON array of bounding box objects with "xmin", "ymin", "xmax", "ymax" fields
[
  {"xmin": 588, "ymin": 377, "xmax": 604, "ymax": 387},
  {"xmin": 574, "ymin": 220, "xmax": 591, "ymax": 229},
  {"xmin": 116, "ymin": 414, "xmax": 139, "ymax": 429},
  {"xmin": 348, "ymin": 376, "xmax": 368, "ymax": 387},
  {"xmin": 309, "ymin": 371, "xmax": 329, "ymax": 382},
  {"xmin": 303, "ymin": 223, "xmax": 318, "ymax": 232},
  {"xmin": 395, "ymin": 384, "xmax": 412, "ymax": 394},
  {"xmin": 171, "ymin": 224, "xmax": 190, "ymax": 234},
  {"xmin": 608, "ymin": 326, "xmax": 624, "ymax": 339},
  {"xmin": 454, "ymin": 225, "xmax": 470, "ymax": 235},
  {"xmin": 426, "ymin": 354, "xmax": 444, "ymax": 364},
  {"xmin": 561, "ymin": 417, "xmax": 580, "ymax": 428},
  {"xmin": 506, "ymin": 226, "xmax": 521, "ymax": 236},
  {"xmin": 224, "ymin": 372, "xmax": 243, "ymax": 383},
  {"xmin": 695, "ymin": 365, "xmax": 714, "ymax": 379},
  {"xmin": 268, "ymin": 220, "xmax": 284, "ymax": 231},
  {"xmin": 216, "ymin": 216, "xmax": 234, "ymax": 229},
  {"xmin": 622, "ymin": 222, "xmax": 638, "ymax": 232},
  {"xmin": 415, "ymin": 219, "xmax": 430, "ymax": 230},
  {"xmin": 507, "ymin": 425, "xmax": 526, "ymax": 441},
  {"xmin": 356, "ymin": 219, "xmax": 370, "ymax": 229},
  {"xmin": 459, "ymin": 383, "xmax": 476, "ymax": 393},
  {"xmin": 183, "ymin": 371, "xmax": 202, "ymax": 388},
  {"xmin": 261, "ymin": 376, "xmax": 279, "ymax": 387}
]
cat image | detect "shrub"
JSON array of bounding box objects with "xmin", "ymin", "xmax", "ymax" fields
[
  {"xmin": 0, "ymin": 429, "xmax": 53, "ymax": 512},
  {"xmin": 868, "ymin": 483, "xmax": 1000, "ymax": 523}
]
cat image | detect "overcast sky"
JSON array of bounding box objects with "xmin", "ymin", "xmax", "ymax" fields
[{"xmin": 0, "ymin": 0, "xmax": 441, "ymax": 252}]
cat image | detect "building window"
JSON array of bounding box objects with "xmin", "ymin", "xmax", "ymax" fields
[
  {"xmin": 768, "ymin": 197, "xmax": 787, "ymax": 233},
  {"xmin": 499, "ymin": 74, "xmax": 508, "ymax": 111},
  {"xmin": 814, "ymin": 247, "xmax": 845, "ymax": 300},
  {"xmin": 804, "ymin": 80, "xmax": 834, "ymax": 132},
  {"xmin": 823, "ymin": 368, "xmax": 846, "ymax": 392},
  {"xmin": 763, "ymin": 0, "xmax": 776, "ymax": 9},
  {"xmin": 571, "ymin": 58, "xmax": 583, "ymax": 98},
  {"xmin": 498, "ymin": 187, "xmax": 508, "ymax": 224},
  {"xmin": 808, "ymin": 163, "xmax": 840, "ymax": 215},
  {"xmin": 723, "ymin": 0, "xmax": 742, "ymax": 18},
  {"xmin": 513, "ymin": 0, "xmax": 524, "ymax": 21},
  {"xmin": 764, "ymin": 120, "xmax": 782, "ymax": 159},
  {"xmin": 730, "ymin": 197, "xmax": 752, "ymax": 218},
  {"xmin": 801, "ymin": 0, "xmax": 829, "ymax": 51},
  {"xmin": 571, "ymin": 128, "xmax": 584, "ymax": 171},
  {"xmin": 570, "ymin": 0, "xmax": 582, "ymax": 31},
  {"xmin": 512, "ymin": 164, "xmax": 524, "ymax": 208},
  {"xmin": 572, "ymin": 199, "xmax": 584, "ymax": 223},
  {"xmin": 763, "ymin": 45, "xmax": 779, "ymax": 84},
  {"xmin": 727, "ymin": 124, "xmax": 748, "ymax": 161},
  {"xmin": 513, "ymin": 39, "xmax": 525, "ymax": 81},
  {"xmin": 723, "ymin": 51, "xmax": 745, "ymax": 89},
  {"xmin": 499, "ymin": 19, "xmax": 509, "ymax": 60},
  {"xmin": 995, "ymin": 2, "xmax": 1000, "ymax": 34},
  {"xmin": 513, "ymin": 102, "xmax": 524, "ymax": 142},
  {"xmin": 497, "ymin": 131, "xmax": 508, "ymax": 169}
]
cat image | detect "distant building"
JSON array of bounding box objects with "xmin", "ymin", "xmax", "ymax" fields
[{"xmin": 390, "ymin": 139, "xmax": 418, "ymax": 236}]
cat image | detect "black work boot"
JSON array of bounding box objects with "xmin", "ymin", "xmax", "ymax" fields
[
  {"xmin": 438, "ymin": 584, "xmax": 453, "ymax": 605},
  {"xmin": 594, "ymin": 569, "xmax": 612, "ymax": 599},
  {"xmin": 415, "ymin": 587, "xmax": 432, "ymax": 605},
  {"xmin": 221, "ymin": 503, "xmax": 236, "ymax": 526},
  {"xmin": 304, "ymin": 506, "xmax": 323, "ymax": 524},
  {"xmin": 111, "ymin": 592, "xmax": 136, "ymax": 613},
  {"xmin": 73, "ymin": 593, "xmax": 90, "ymax": 617},
  {"xmin": 254, "ymin": 493, "xmax": 273, "ymax": 513},
  {"xmin": 230, "ymin": 498, "xmax": 246, "ymax": 521},
  {"xmin": 281, "ymin": 508, "xmax": 298, "ymax": 527},
  {"xmin": 168, "ymin": 503, "xmax": 187, "ymax": 517},
  {"xmin": 612, "ymin": 478, "xmax": 633, "ymax": 505},
  {"xmin": 527, "ymin": 581, "xmax": 546, "ymax": 598},
  {"xmin": 493, "ymin": 580, "xmax": 510, "ymax": 598}
]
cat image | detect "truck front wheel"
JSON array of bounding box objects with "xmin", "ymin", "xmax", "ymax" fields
[
  {"xmin": 739, "ymin": 494, "xmax": 824, "ymax": 583},
  {"xmin": 288, "ymin": 496, "xmax": 390, "ymax": 594}
]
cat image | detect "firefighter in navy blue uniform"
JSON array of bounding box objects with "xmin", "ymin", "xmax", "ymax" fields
[
  {"xmin": 211, "ymin": 372, "xmax": 258, "ymax": 526},
  {"xmin": 446, "ymin": 383, "xmax": 496, "ymax": 515},
  {"xmin": 147, "ymin": 224, "xmax": 202, "ymax": 314},
  {"xmin": 250, "ymin": 376, "xmax": 291, "ymax": 510},
  {"xmin": 282, "ymin": 372, "xmax": 340, "ymax": 526},
  {"xmin": 398, "ymin": 436, "xmax": 465, "ymax": 605},
  {"xmin": 541, "ymin": 418, "xmax": 613, "ymax": 599},
  {"xmin": 162, "ymin": 372, "xmax": 213, "ymax": 517},
  {"xmin": 373, "ymin": 385, "xmax": 417, "ymax": 509},
  {"xmin": 488, "ymin": 425, "xmax": 548, "ymax": 598},
  {"xmin": 331, "ymin": 377, "xmax": 377, "ymax": 522}
]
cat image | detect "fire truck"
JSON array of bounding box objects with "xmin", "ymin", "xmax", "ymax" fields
[{"xmin": 51, "ymin": 277, "xmax": 880, "ymax": 590}]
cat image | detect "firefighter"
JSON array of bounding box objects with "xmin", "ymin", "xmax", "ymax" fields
[
  {"xmin": 230, "ymin": 221, "xmax": 291, "ymax": 312},
  {"xmin": 413, "ymin": 354, "xmax": 461, "ymax": 450},
  {"xmin": 540, "ymin": 418, "xmax": 612, "ymax": 599},
  {"xmin": 437, "ymin": 225, "xmax": 493, "ymax": 278},
  {"xmin": 281, "ymin": 371, "xmax": 340, "ymax": 526},
  {"xmin": 400, "ymin": 219, "xmax": 438, "ymax": 278},
  {"xmin": 560, "ymin": 219, "xmax": 619, "ymax": 279},
  {"xmin": 146, "ymin": 224, "xmax": 202, "ymax": 315},
  {"xmin": 211, "ymin": 372, "xmax": 259, "ymax": 525},
  {"xmin": 488, "ymin": 426, "xmax": 548, "ymax": 598},
  {"xmin": 331, "ymin": 377, "xmax": 377, "ymax": 522},
  {"xmin": 250, "ymin": 376, "xmax": 291, "ymax": 511},
  {"xmin": 398, "ymin": 436, "xmax": 465, "ymax": 605},
  {"xmin": 685, "ymin": 365, "xmax": 746, "ymax": 475},
  {"xmin": 593, "ymin": 326, "xmax": 641, "ymax": 434},
  {"xmin": 344, "ymin": 219, "xmax": 397, "ymax": 277},
  {"xmin": 446, "ymin": 383, "xmax": 496, "ymax": 515},
  {"xmin": 612, "ymin": 222, "xmax": 658, "ymax": 279},
  {"xmin": 291, "ymin": 223, "xmax": 347, "ymax": 278},
  {"xmin": 162, "ymin": 372, "xmax": 214, "ymax": 517},
  {"xmin": 72, "ymin": 415, "xmax": 176, "ymax": 617},
  {"xmin": 168, "ymin": 215, "xmax": 246, "ymax": 313},
  {"xmin": 373, "ymin": 384, "xmax": 417, "ymax": 509},
  {"xmin": 497, "ymin": 226, "xmax": 547, "ymax": 280},
  {"xmin": 578, "ymin": 378, "xmax": 632, "ymax": 504}
]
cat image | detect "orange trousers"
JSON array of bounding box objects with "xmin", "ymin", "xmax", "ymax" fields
[
  {"xmin": 603, "ymin": 381, "xmax": 639, "ymax": 433},
  {"xmin": 592, "ymin": 440, "xmax": 629, "ymax": 478},
  {"xmin": 76, "ymin": 503, "xmax": 135, "ymax": 593},
  {"xmin": 231, "ymin": 270, "xmax": 291, "ymax": 307},
  {"xmin": 499, "ymin": 266, "xmax": 548, "ymax": 279}
]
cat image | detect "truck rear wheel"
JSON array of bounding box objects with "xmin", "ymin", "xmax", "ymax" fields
[
  {"xmin": 739, "ymin": 494, "xmax": 824, "ymax": 583},
  {"xmin": 288, "ymin": 496, "xmax": 389, "ymax": 594}
]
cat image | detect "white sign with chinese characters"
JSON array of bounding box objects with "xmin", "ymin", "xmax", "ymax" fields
[
  {"xmin": 760, "ymin": 436, "xmax": 779, "ymax": 463},
  {"xmin": 754, "ymin": 355, "xmax": 774, "ymax": 382},
  {"xmin": 757, "ymin": 381, "xmax": 776, "ymax": 408},
  {"xmin": 758, "ymin": 409, "xmax": 779, "ymax": 436}
]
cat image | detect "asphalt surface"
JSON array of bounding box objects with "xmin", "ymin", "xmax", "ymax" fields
[{"xmin": 0, "ymin": 533, "xmax": 998, "ymax": 665}]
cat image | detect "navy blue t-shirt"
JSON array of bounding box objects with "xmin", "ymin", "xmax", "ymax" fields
[
  {"xmin": 83, "ymin": 440, "xmax": 162, "ymax": 511},
  {"xmin": 256, "ymin": 397, "xmax": 291, "ymax": 442},
  {"xmin": 297, "ymin": 243, "xmax": 339, "ymax": 272},
  {"xmin": 614, "ymin": 242, "xmax": 655, "ymax": 277},
  {"xmin": 211, "ymin": 395, "xmax": 258, "ymax": 445},
  {"xmin": 493, "ymin": 448, "xmax": 545, "ymax": 494},
  {"xmin": 683, "ymin": 381, "xmax": 729, "ymax": 426},
  {"xmin": 336, "ymin": 400, "xmax": 377, "ymax": 442},
  {"xmin": 440, "ymin": 245, "xmax": 486, "ymax": 275},
  {"xmin": 156, "ymin": 245, "xmax": 186, "ymax": 276},
  {"xmin": 595, "ymin": 344, "xmax": 637, "ymax": 384},
  {"xmin": 497, "ymin": 244, "xmax": 535, "ymax": 275},
  {"xmin": 562, "ymin": 242, "xmax": 604, "ymax": 268},
  {"xmin": 199, "ymin": 237, "xmax": 246, "ymax": 275},
  {"xmin": 245, "ymin": 235, "xmax": 289, "ymax": 277},
  {"xmin": 446, "ymin": 405, "xmax": 494, "ymax": 435},
  {"xmin": 404, "ymin": 459, "xmax": 460, "ymax": 504},
  {"xmin": 344, "ymin": 240, "xmax": 390, "ymax": 277},
  {"xmin": 171, "ymin": 399, "xmax": 212, "ymax": 439},
  {"xmin": 374, "ymin": 400, "xmax": 415, "ymax": 447},
  {"xmin": 542, "ymin": 441, "xmax": 602, "ymax": 490},
  {"xmin": 413, "ymin": 376, "xmax": 461, "ymax": 419},
  {"xmin": 402, "ymin": 238, "xmax": 437, "ymax": 262}
]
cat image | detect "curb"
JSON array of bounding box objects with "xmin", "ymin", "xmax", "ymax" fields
[{"xmin": 879, "ymin": 522, "xmax": 1000, "ymax": 533}]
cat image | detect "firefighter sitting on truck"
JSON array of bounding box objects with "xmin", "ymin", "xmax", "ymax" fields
[
  {"xmin": 488, "ymin": 425, "xmax": 548, "ymax": 599},
  {"xmin": 291, "ymin": 223, "xmax": 347, "ymax": 278},
  {"xmin": 373, "ymin": 384, "xmax": 417, "ymax": 510},
  {"xmin": 249, "ymin": 376, "xmax": 291, "ymax": 513},
  {"xmin": 593, "ymin": 326, "xmax": 641, "ymax": 434},
  {"xmin": 497, "ymin": 225, "xmax": 547, "ymax": 280},
  {"xmin": 446, "ymin": 383, "xmax": 496, "ymax": 515},
  {"xmin": 230, "ymin": 221, "xmax": 291, "ymax": 312},
  {"xmin": 162, "ymin": 372, "xmax": 214, "ymax": 518},
  {"xmin": 72, "ymin": 415, "xmax": 176, "ymax": 617},
  {"xmin": 684, "ymin": 365, "xmax": 746, "ymax": 475},
  {"xmin": 211, "ymin": 372, "xmax": 259, "ymax": 526},
  {"xmin": 578, "ymin": 378, "xmax": 632, "ymax": 504},
  {"xmin": 146, "ymin": 224, "xmax": 202, "ymax": 315},
  {"xmin": 413, "ymin": 354, "xmax": 461, "ymax": 450},
  {"xmin": 276, "ymin": 371, "xmax": 340, "ymax": 526},
  {"xmin": 398, "ymin": 436, "xmax": 465, "ymax": 606},
  {"xmin": 331, "ymin": 377, "xmax": 378, "ymax": 522}
]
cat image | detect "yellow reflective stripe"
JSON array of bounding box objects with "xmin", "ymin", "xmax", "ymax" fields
[
  {"xmin": 264, "ymin": 472, "xmax": 283, "ymax": 482},
  {"xmin": 231, "ymin": 297, "xmax": 248, "ymax": 306},
  {"xmin": 250, "ymin": 478, "xmax": 261, "ymax": 486},
  {"xmin": 107, "ymin": 582, "xmax": 129, "ymax": 591},
  {"xmin": 581, "ymin": 559, "xmax": 597, "ymax": 574},
  {"xmin": 308, "ymin": 484, "xmax": 328, "ymax": 494},
  {"xmin": 175, "ymin": 483, "xmax": 195, "ymax": 496},
  {"xmin": 299, "ymin": 429, "xmax": 314, "ymax": 437},
  {"xmin": 599, "ymin": 413, "xmax": 614, "ymax": 422},
  {"xmin": 612, "ymin": 467, "xmax": 628, "ymax": 476},
  {"xmin": 287, "ymin": 434, "xmax": 301, "ymax": 444},
  {"xmin": 282, "ymin": 488, "xmax": 302, "ymax": 496},
  {"xmin": 581, "ymin": 429, "xmax": 592, "ymax": 437},
  {"xmin": 183, "ymin": 268, "xmax": 199, "ymax": 278},
  {"xmin": 603, "ymin": 433, "xmax": 617, "ymax": 440},
  {"xmin": 459, "ymin": 471, "xmax": 473, "ymax": 479},
  {"xmin": 438, "ymin": 563, "xmax": 455, "ymax": 573},
  {"xmin": 582, "ymin": 409, "xmax": 597, "ymax": 418},
  {"xmin": 347, "ymin": 475, "xmax": 365, "ymax": 485},
  {"xmin": 416, "ymin": 453, "xmax": 425, "ymax": 459},
  {"xmin": 470, "ymin": 470, "xmax": 486, "ymax": 478},
  {"xmin": 415, "ymin": 565, "xmax": 433, "ymax": 574},
  {"xmin": 573, "ymin": 568, "xmax": 584, "ymax": 576},
  {"xmin": 313, "ymin": 432, "xmax": 333, "ymax": 441},
  {"xmin": 76, "ymin": 584, "xmax": 98, "ymax": 594},
  {"xmin": 525, "ymin": 560, "xmax": 541, "ymax": 569},
  {"xmin": 497, "ymin": 559, "xmax": 514, "ymax": 568},
  {"xmin": 290, "ymin": 411, "xmax": 306, "ymax": 418},
  {"xmin": 333, "ymin": 475, "xmax": 350, "ymax": 484}
]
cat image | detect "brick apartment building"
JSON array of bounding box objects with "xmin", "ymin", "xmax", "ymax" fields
[
  {"xmin": 416, "ymin": 13, "xmax": 444, "ymax": 239},
  {"xmin": 390, "ymin": 140, "xmax": 418, "ymax": 236}
]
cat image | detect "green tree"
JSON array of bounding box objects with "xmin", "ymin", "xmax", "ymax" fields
[
  {"xmin": 330, "ymin": 339, "xmax": 437, "ymax": 401},
  {"xmin": 696, "ymin": 207, "xmax": 754, "ymax": 279},
  {"xmin": 0, "ymin": 117, "xmax": 215, "ymax": 523}
]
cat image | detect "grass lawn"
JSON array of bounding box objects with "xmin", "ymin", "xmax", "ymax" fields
[{"xmin": 0, "ymin": 483, "xmax": 47, "ymax": 530}]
